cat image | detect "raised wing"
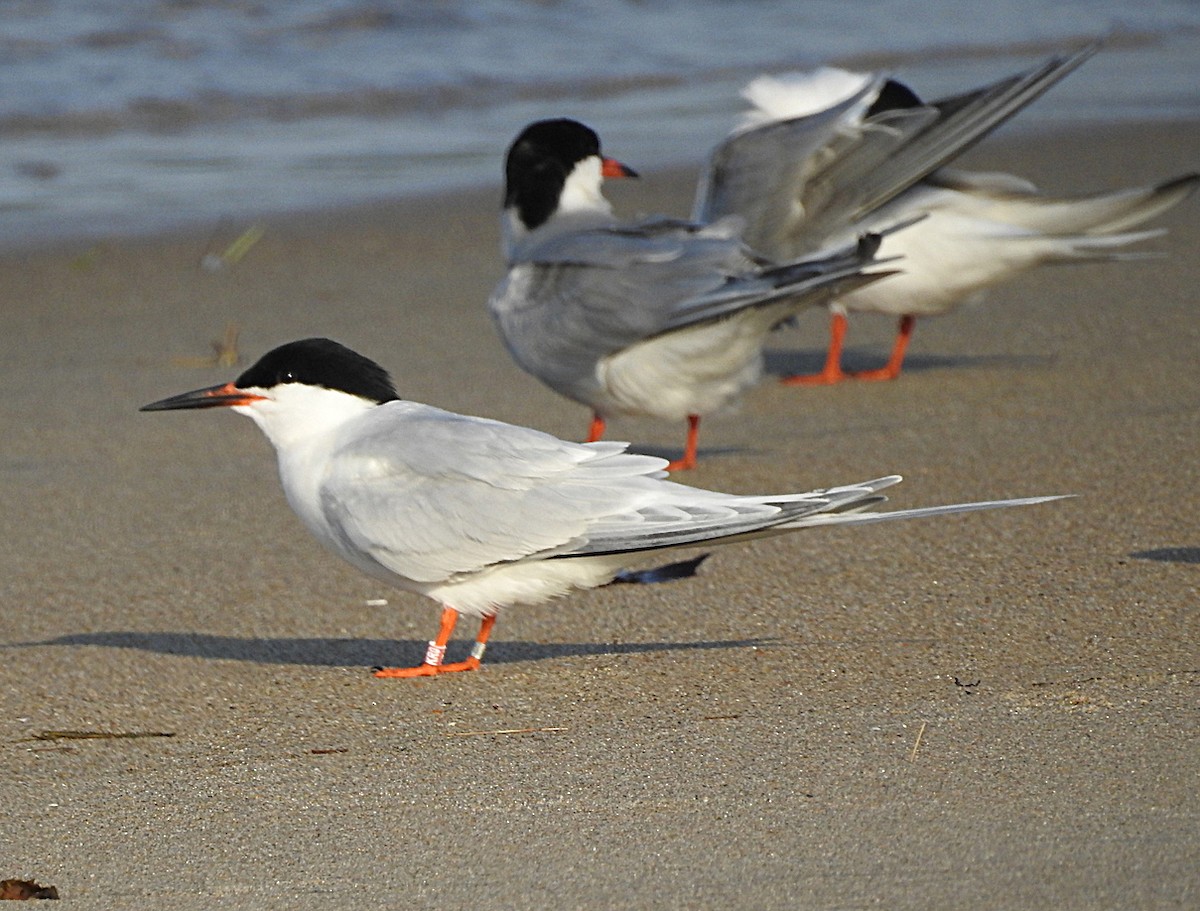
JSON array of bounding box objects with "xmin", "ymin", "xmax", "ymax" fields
[{"xmin": 696, "ymin": 43, "xmax": 1100, "ymax": 259}]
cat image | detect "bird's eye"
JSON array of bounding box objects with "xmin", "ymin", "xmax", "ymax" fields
[{"xmin": 281, "ymin": 370, "xmax": 296, "ymax": 383}]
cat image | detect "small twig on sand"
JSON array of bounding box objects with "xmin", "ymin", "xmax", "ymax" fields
[
  {"xmin": 200, "ymin": 224, "xmax": 265, "ymax": 272},
  {"xmin": 908, "ymin": 721, "xmax": 927, "ymax": 763},
  {"xmin": 447, "ymin": 727, "xmax": 567, "ymax": 738},
  {"xmin": 28, "ymin": 730, "xmax": 175, "ymax": 742}
]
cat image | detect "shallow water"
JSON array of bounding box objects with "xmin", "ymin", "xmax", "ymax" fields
[{"xmin": 0, "ymin": 0, "xmax": 1197, "ymax": 247}]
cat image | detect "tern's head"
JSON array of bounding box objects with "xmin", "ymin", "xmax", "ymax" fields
[
  {"xmin": 141, "ymin": 338, "xmax": 399, "ymax": 448},
  {"xmin": 502, "ymin": 118, "xmax": 637, "ymax": 241}
]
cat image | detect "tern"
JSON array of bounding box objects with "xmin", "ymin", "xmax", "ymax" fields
[
  {"xmin": 694, "ymin": 47, "xmax": 1199, "ymax": 384},
  {"xmin": 142, "ymin": 338, "xmax": 1065, "ymax": 679},
  {"xmin": 490, "ymin": 45, "xmax": 1126, "ymax": 468},
  {"xmin": 490, "ymin": 117, "xmax": 895, "ymax": 470}
]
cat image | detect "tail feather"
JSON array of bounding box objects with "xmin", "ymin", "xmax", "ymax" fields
[
  {"xmin": 1046, "ymin": 228, "xmax": 1167, "ymax": 264},
  {"xmin": 938, "ymin": 172, "xmax": 1199, "ymax": 235},
  {"xmin": 785, "ymin": 495, "xmax": 1072, "ymax": 529},
  {"xmin": 1080, "ymin": 174, "xmax": 1199, "ymax": 234}
]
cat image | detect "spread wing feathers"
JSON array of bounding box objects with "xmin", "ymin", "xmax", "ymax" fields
[
  {"xmin": 692, "ymin": 77, "xmax": 903, "ymax": 255},
  {"xmin": 696, "ymin": 42, "xmax": 1099, "ymax": 260},
  {"xmin": 489, "ymin": 220, "xmax": 884, "ymax": 382}
]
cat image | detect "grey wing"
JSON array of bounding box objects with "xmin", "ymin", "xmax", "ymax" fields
[
  {"xmin": 696, "ymin": 42, "xmax": 1099, "ymax": 260},
  {"xmin": 693, "ymin": 77, "xmax": 909, "ymax": 257},
  {"xmin": 655, "ymin": 232, "xmax": 892, "ymax": 332},
  {"xmin": 316, "ymin": 408, "xmax": 912, "ymax": 580},
  {"xmin": 488, "ymin": 221, "xmax": 761, "ymax": 395},
  {"xmin": 491, "ymin": 219, "xmax": 890, "ymax": 397},
  {"xmin": 564, "ymin": 476, "xmax": 904, "ymax": 556},
  {"xmin": 317, "ymin": 402, "xmax": 674, "ymax": 584}
]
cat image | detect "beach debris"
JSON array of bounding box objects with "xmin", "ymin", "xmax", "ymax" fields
[
  {"xmin": 209, "ymin": 322, "xmax": 242, "ymax": 367},
  {"xmin": 908, "ymin": 720, "xmax": 927, "ymax": 763},
  {"xmin": 168, "ymin": 322, "xmax": 242, "ymax": 369},
  {"xmin": 28, "ymin": 730, "xmax": 175, "ymax": 742},
  {"xmin": 0, "ymin": 878, "xmax": 59, "ymax": 900},
  {"xmin": 200, "ymin": 224, "xmax": 265, "ymax": 272},
  {"xmin": 611, "ymin": 553, "xmax": 710, "ymax": 585},
  {"xmin": 447, "ymin": 727, "xmax": 567, "ymax": 737}
]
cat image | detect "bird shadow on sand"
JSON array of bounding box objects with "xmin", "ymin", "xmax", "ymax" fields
[
  {"xmin": 764, "ymin": 348, "xmax": 1057, "ymax": 378},
  {"xmin": 17, "ymin": 631, "xmax": 772, "ymax": 669},
  {"xmin": 1129, "ymin": 547, "xmax": 1200, "ymax": 565}
]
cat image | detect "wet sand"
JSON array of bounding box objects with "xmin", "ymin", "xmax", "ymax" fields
[{"xmin": 1, "ymin": 119, "xmax": 1197, "ymax": 908}]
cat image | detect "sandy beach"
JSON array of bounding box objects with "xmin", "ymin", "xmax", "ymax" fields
[{"xmin": 1, "ymin": 118, "xmax": 1197, "ymax": 908}]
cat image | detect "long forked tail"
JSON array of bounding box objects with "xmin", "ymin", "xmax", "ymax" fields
[{"xmin": 784, "ymin": 493, "xmax": 1072, "ymax": 530}]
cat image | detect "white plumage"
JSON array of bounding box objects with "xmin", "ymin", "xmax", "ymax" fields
[{"xmin": 142, "ymin": 338, "xmax": 1066, "ymax": 678}]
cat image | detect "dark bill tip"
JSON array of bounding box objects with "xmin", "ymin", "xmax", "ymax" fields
[
  {"xmin": 601, "ymin": 157, "xmax": 639, "ymax": 179},
  {"xmin": 140, "ymin": 382, "xmax": 263, "ymax": 412}
]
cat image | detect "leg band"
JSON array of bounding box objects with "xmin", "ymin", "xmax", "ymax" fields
[{"xmin": 423, "ymin": 641, "xmax": 447, "ymax": 666}]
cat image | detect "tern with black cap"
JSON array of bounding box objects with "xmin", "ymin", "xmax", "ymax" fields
[{"xmin": 143, "ymin": 338, "xmax": 1066, "ymax": 679}]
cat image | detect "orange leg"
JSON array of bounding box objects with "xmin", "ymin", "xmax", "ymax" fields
[
  {"xmin": 850, "ymin": 315, "xmax": 915, "ymax": 382},
  {"xmin": 586, "ymin": 413, "xmax": 606, "ymax": 443},
  {"xmin": 374, "ymin": 608, "xmax": 497, "ymax": 678},
  {"xmin": 781, "ymin": 312, "xmax": 849, "ymax": 386},
  {"xmin": 666, "ymin": 414, "xmax": 700, "ymax": 471}
]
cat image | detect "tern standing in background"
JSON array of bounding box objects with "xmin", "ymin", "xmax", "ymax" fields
[{"xmin": 491, "ymin": 119, "xmax": 889, "ymax": 470}]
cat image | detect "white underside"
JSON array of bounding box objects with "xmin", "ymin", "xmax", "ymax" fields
[
  {"xmin": 843, "ymin": 184, "xmax": 1171, "ymax": 318},
  {"xmin": 419, "ymin": 553, "xmax": 633, "ymax": 617},
  {"xmin": 592, "ymin": 308, "xmax": 783, "ymax": 421}
]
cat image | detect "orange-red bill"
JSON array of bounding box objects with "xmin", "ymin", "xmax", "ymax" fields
[
  {"xmin": 140, "ymin": 381, "xmax": 266, "ymax": 412},
  {"xmin": 601, "ymin": 157, "xmax": 638, "ymax": 179}
]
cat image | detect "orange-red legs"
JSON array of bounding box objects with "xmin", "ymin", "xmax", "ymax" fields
[
  {"xmin": 666, "ymin": 414, "xmax": 700, "ymax": 472},
  {"xmin": 587, "ymin": 412, "xmax": 700, "ymax": 471},
  {"xmin": 374, "ymin": 607, "xmax": 497, "ymax": 678},
  {"xmin": 586, "ymin": 413, "xmax": 606, "ymax": 443},
  {"xmin": 781, "ymin": 313, "xmax": 916, "ymax": 385},
  {"xmin": 781, "ymin": 312, "xmax": 850, "ymax": 386},
  {"xmin": 851, "ymin": 314, "xmax": 916, "ymax": 382}
]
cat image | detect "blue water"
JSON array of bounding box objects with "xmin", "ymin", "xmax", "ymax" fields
[{"xmin": 1, "ymin": 0, "xmax": 1197, "ymax": 247}]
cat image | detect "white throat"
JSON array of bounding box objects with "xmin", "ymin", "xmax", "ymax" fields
[
  {"xmin": 233, "ymin": 384, "xmax": 378, "ymax": 453},
  {"xmin": 557, "ymin": 155, "xmax": 611, "ymax": 217},
  {"xmin": 502, "ymin": 155, "xmax": 615, "ymax": 259}
]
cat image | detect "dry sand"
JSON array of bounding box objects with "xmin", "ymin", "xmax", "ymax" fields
[{"xmin": 1, "ymin": 119, "xmax": 1198, "ymax": 908}]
